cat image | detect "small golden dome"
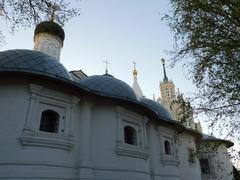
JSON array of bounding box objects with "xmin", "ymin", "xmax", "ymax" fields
[{"xmin": 133, "ymin": 69, "xmax": 138, "ymax": 76}]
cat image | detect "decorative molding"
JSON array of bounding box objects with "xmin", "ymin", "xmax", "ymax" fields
[
  {"xmin": 29, "ymin": 84, "xmax": 43, "ymax": 95},
  {"xmin": 115, "ymin": 143, "xmax": 149, "ymax": 160},
  {"xmin": 115, "ymin": 106, "xmax": 149, "ymax": 160},
  {"xmin": 160, "ymin": 154, "xmax": 179, "ymax": 166},
  {"xmin": 19, "ymin": 130, "xmax": 74, "ymax": 151},
  {"xmin": 0, "ymin": 161, "xmax": 75, "ymax": 168},
  {"xmin": 21, "ymin": 84, "xmax": 76, "ymax": 150}
]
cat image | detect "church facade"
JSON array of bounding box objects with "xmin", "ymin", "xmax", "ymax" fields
[{"xmin": 0, "ymin": 21, "xmax": 234, "ymax": 180}]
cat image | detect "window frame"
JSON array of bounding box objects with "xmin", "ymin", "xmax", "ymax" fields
[
  {"xmin": 115, "ymin": 106, "xmax": 149, "ymax": 160},
  {"xmin": 19, "ymin": 84, "xmax": 79, "ymax": 151},
  {"xmin": 159, "ymin": 128, "xmax": 179, "ymax": 166}
]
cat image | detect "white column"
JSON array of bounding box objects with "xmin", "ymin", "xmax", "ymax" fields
[{"xmin": 77, "ymin": 100, "xmax": 94, "ymax": 179}]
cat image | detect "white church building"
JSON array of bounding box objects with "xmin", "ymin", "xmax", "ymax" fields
[{"xmin": 0, "ymin": 21, "xmax": 235, "ymax": 180}]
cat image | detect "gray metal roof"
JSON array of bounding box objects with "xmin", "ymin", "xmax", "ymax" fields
[
  {"xmin": 141, "ymin": 98, "xmax": 174, "ymax": 122},
  {"xmin": 79, "ymin": 74, "xmax": 137, "ymax": 101},
  {"xmin": 201, "ymin": 134, "xmax": 234, "ymax": 147},
  {"xmin": 0, "ymin": 49, "xmax": 71, "ymax": 80}
]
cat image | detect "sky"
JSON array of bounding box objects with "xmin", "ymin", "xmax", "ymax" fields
[
  {"xmin": 0, "ymin": 0, "xmax": 209, "ymax": 134},
  {"xmin": 0, "ymin": 0, "xmax": 196, "ymax": 100}
]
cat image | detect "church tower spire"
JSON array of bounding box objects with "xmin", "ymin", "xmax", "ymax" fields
[
  {"xmin": 132, "ymin": 61, "xmax": 143, "ymax": 99},
  {"xmin": 161, "ymin": 58, "xmax": 168, "ymax": 82},
  {"xmin": 159, "ymin": 58, "xmax": 176, "ymax": 104}
]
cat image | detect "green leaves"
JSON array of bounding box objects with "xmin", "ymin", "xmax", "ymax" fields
[
  {"xmin": 164, "ymin": 0, "xmax": 240, "ymax": 125},
  {"xmin": 164, "ymin": 2, "xmax": 240, "ymax": 166},
  {"xmin": 0, "ymin": 0, "xmax": 80, "ymax": 32}
]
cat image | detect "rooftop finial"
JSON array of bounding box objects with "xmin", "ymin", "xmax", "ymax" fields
[
  {"xmin": 132, "ymin": 61, "xmax": 138, "ymax": 77},
  {"xmin": 104, "ymin": 60, "xmax": 110, "ymax": 74},
  {"xmin": 161, "ymin": 58, "xmax": 168, "ymax": 82},
  {"xmin": 45, "ymin": 2, "xmax": 60, "ymax": 22},
  {"xmin": 132, "ymin": 60, "xmax": 144, "ymax": 99}
]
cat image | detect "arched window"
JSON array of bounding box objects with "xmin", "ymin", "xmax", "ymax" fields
[
  {"xmin": 164, "ymin": 140, "xmax": 171, "ymax": 155},
  {"xmin": 124, "ymin": 126, "xmax": 137, "ymax": 145},
  {"xmin": 39, "ymin": 110, "xmax": 59, "ymax": 133},
  {"xmin": 200, "ymin": 159, "xmax": 211, "ymax": 174}
]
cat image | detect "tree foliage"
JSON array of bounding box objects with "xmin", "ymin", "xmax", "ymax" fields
[
  {"xmin": 0, "ymin": 0, "xmax": 80, "ymax": 44},
  {"xmin": 170, "ymin": 94, "xmax": 194, "ymax": 128},
  {"xmin": 164, "ymin": 0, "xmax": 240, "ymax": 134}
]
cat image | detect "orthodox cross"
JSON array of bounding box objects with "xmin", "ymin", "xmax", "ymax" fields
[{"xmin": 104, "ymin": 60, "xmax": 110, "ymax": 74}]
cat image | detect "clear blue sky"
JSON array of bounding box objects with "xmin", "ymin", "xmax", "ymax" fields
[{"xmin": 0, "ymin": 0, "xmax": 196, "ymax": 101}]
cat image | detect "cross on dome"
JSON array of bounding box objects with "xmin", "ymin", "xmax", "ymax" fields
[{"xmin": 103, "ymin": 60, "xmax": 110, "ymax": 74}]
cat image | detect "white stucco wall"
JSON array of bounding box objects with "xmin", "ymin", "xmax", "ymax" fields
[
  {"xmin": 177, "ymin": 133, "xmax": 202, "ymax": 180},
  {"xmin": 0, "ymin": 78, "xmax": 76, "ymax": 179},
  {"xmin": 90, "ymin": 104, "xmax": 151, "ymax": 180},
  {"xmin": 199, "ymin": 142, "xmax": 234, "ymax": 180},
  {"xmin": 148, "ymin": 123, "xmax": 180, "ymax": 180},
  {"xmin": 0, "ymin": 77, "xmax": 234, "ymax": 180}
]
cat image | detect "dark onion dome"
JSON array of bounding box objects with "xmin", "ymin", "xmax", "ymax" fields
[
  {"xmin": 79, "ymin": 74, "xmax": 137, "ymax": 101},
  {"xmin": 201, "ymin": 134, "xmax": 234, "ymax": 148},
  {"xmin": 141, "ymin": 98, "xmax": 174, "ymax": 122},
  {"xmin": 34, "ymin": 21, "xmax": 65, "ymax": 43},
  {"xmin": 0, "ymin": 49, "xmax": 71, "ymax": 80}
]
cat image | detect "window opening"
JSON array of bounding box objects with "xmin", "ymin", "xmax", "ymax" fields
[
  {"xmin": 188, "ymin": 149, "xmax": 195, "ymax": 163},
  {"xmin": 124, "ymin": 126, "xmax": 137, "ymax": 145},
  {"xmin": 200, "ymin": 159, "xmax": 211, "ymax": 174},
  {"xmin": 164, "ymin": 140, "xmax": 171, "ymax": 155},
  {"xmin": 39, "ymin": 110, "xmax": 59, "ymax": 133}
]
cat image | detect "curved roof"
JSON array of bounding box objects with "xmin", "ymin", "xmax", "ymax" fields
[
  {"xmin": 0, "ymin": 49, "xmax": 71, "ymax": 80},
  {"xmin": 79, "ymin": 74, "xmax": 137, "ymax": 101},
  {"xmin": 34, "ymin": 21, "xmax": 65, "ymax": 42},
  {"xmin": 141, "ymin": 98, "xmax": 174, "ymax": 122},
  {"xmin": 202, "ymin": 134, "xmax": 234, "ymax": 148}
]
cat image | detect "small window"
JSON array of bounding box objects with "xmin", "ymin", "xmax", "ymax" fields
[
  {"xmin": 200, "ymin": 159, "xmax": 211, "ymax": 174},
  {"xmin": 39, "ymin": 110, "xmax": 59, "ymax": 133},
  {"xmin": 164, "ymin": 140, "xmax": 171, "ymax": 155},
  {"xmin": 124, "ymin": 126, "xmax": 137, "ymax": 145},
  {"xmin": 188, "ymin": 149, "xmax": 195, "ymax": 163}
]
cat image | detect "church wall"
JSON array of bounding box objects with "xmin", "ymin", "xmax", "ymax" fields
[
  {"xmin": 198, "ymin": 142, "xmax": 233, "ymax": 180},
  {"xmin": 177, "ymin": 133, "xmax": 201, "ymax": 180},
  {"xmin": 148, "ymin": 122, "xmax": 180, "ymax": 180},
  {"xmin": 0, "ymin": 79, "xmax": 77, "ymax": 179},
  {"xmin": 1, "ymin": 77, "xmax": 234, "ymax": 180},
  {"xmin": 89, "ymin": 103, "xmax": 151, "ymax": 180}
]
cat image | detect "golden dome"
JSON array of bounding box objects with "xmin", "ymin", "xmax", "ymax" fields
[{"xmin": 133, "ymin": 69, "xmax": 138, "ymax": 76}]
